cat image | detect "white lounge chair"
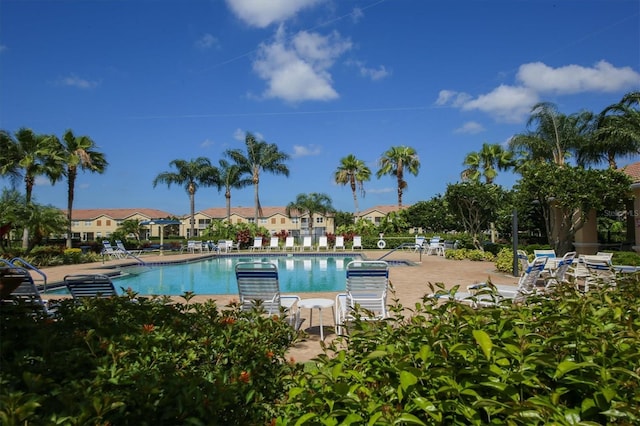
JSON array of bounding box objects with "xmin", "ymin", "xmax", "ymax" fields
[
  {"xmin": 444, "ymin": 257, "xmax": 548, "ymax": 307},
  {"xmin": 250, "ymin": 237, "xmax": 263, "ymax": 251},
  {"xmin": 268, "ymin": 236, "xmax": 280, "ymax": 251},
  {"xmin": 317, "ymin": 236, "xmax": 329, "ymax": 251},
  {"xmin": 534, "ymin": 249, "xmax": 556, "ymax": 259},
  {"xmin": 235, "ymin": 261, "xmax": 301, "ymax": 329},
  {"xmin": 334, "ymin": 235, "xmax": 345, "ymax": 251},
  {"xmin": 335, "ymin": 260, "xmax": 389, "ymax": 335},
  {"xmin": 115, "ymin": 240, "xmax": 143, "ymax": 257},
  {"xmin": 101, "ymin": 240, "xmax": 123, "ymax": 259},
  {"xmin": 583, "ymin": 256, "xmax": 615, "ymax": 291},
  {"xmin": 300, "ymin": 236, "xmax": 313, "ymax": 251},
  {"xmin": 283, "ymin": 236, "xmax": 296, "ymax": 251},
  {"xmin": 413, "ymin": 236, "xmax": 426, "ymax": 252},
  {"xmin": 543, "ymin": 251, "xmax": 576, "ymax": 288},
  {"xmin": 352, "ymin": 236, "xmax": 362, "ymax": 250},
  {"xmin": 425, "ymin": 237, "xmax": 444, "ymax": 256}
]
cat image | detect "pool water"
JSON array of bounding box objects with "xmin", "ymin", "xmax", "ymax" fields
[{"xmin": 113, "ymin": 255, "xmax": 359, "ymax": 296}]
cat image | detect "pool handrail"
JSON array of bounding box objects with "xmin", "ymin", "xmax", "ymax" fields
[{"xmin": 5, "ymin": 257, "xmax": 48, "ymax": 292}]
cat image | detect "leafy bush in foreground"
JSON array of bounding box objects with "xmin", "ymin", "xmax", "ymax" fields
[
  {"xmin": 0, "ymin": 294, "xmax": 300, "ymax": 425},
  {"xmin": 275, "ymin": 277, "xmax": 640, "ymax": 424}
]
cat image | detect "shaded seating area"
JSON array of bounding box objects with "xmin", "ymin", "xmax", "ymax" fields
[
  {"xmin": 64, "ymin": 274, "xmax": 118, "ymax": 298},
  {"xmin": 235, "ymin": 261, "xmax": 301, "ymax": 329},
  {"xmin": 335, "ymin": 260, "xmax": 389, "ymax": 335}
]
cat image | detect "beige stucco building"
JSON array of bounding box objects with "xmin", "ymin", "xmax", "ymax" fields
[{"xmin": 67, "ymin": 206, "xmax": 336, "ymax": 241}]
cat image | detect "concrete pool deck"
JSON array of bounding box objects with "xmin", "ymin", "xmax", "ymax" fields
[{"xmin": 33, "ymin": 249, "xmax": 519, "ymax": 362}]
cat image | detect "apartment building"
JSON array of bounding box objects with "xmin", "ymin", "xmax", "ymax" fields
[{"xmin": 68, "ymin": 206, "xmax": 335, "ymax": 241}]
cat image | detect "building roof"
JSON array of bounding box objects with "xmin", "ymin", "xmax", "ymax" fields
[
  {"xmin": 69, "ymin": 208, "xmax": 176, "ymax": 221},
  {"xmin": 620, "ymin": 162, "xmax": 640, "ymax": 183},
  {"xmin": 357, "ymin": 204, "xmax": 408, "ymax": 217},
  {"xmin": 197, "ymin": 206, "xmax": 332, "ymax": 219}
]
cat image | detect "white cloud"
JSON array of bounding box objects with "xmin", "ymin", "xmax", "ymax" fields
[
  {"xmin": 367, "ymin": 187, "xmax": 394, "ymax": 194},
  {"xmin": 233, "ymin": 128, "xmax": 264, "ymax": 142},
  {"xmin": 359, "ymin": 63, "xmax": 390, "ymax": 81},
  {"xmin": 436, "ymin": 90, "xmax": 471, "ymax": 107},
  {"xmin": 351, "ymin": 7, "xmax": 364, "ymax": 23},
  {"xmin": 200, "ymin": 138, "xmax": 215, "ymax": 148},
  {"xmin": 438, "ymin": 60, "xmax": 640, "ymax": 123},
  {"xmin": 225, "ymin": 0, "xmax": 323, "ymax": 28},
  {"xmin": 291, "ymin": 144, "xmax": 321, "ymax": 158},
  {"xmin": 195, "ymin": 33, "xmax": 219, "ymax": 49},
  {"xmin": 454, "ymin": 121, "xmax": 485, "ymax": 134},
  {"xmin": 462, "ymin": 85, "xmax": 539, "ymax": 123},
  {"xmin": 0, "ymin": 44, "xmax": 6, "ymax": 53},
  {"xmin": 252, "ymin": 26, "xmax": 352, "ymax": 102},
  {"xmin": 517, "ymin": 60, "xmax": 640, "ymax": 94},
  {"xmin": 57, "ymin": 74, "xmax": 100, "ymax": 89}
]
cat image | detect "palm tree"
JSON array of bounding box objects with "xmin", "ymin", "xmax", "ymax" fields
[
  {"xmin": 376, "ymin": 146, "xmax": 420, "ymax": 207},
  {"xmin": 153, "ymin": 157, "xmax": 218, "ymax": 238},
  {"xmin": 582, "ymin": 91, "xmax": 640, "ymax": 169},
  {"xmin": 334, "ymin": 154, "xmax": 371, "ymax": 216},
  {"xmin": 61, "ymin": 130, "xmax": 108, "ymax": 248},
  {"xmin": 509, "ymin": 102, "xmax": 591, "ymax": 167},
  {"xmin": 217, "ymin": 158, "xmax": 252, "ymax": 222},
  {"xmin": 0, "ymin": 128, "xmax": 64, "ymax": 248},
  {"xmin": 286, "ymin": 193, "xmax": 334, "ymax": 238},
  {"xmin": 461, "ymin": 143, "xmax": 514, "ymax": 184},
  {"xmin": 225, "ymin": 132, "xmax": 290, "ymax": 223}
]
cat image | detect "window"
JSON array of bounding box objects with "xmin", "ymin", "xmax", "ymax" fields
[
  {"xmin": 260, "ymin": 219, "xmax": 267, "ymax": 224},
  {"xmin": 84, "ymin": 221, "xmax": 92, "ymax": 226},
  {"xmin": 280, "ymin": 218, "xmax": 285, "ymax": 224},
  {"xmin": 316, "ymin": 217, "xmax": 324, "ymax": 224},
  {"xmin": 271, "ymin": 218, "xmax": 276, "ymax": 224},
  {"xmin": 106, "ymin": 220, "xmax": 111, "ymax": 226},
  {"xmin": 97, "ymin": 220, "xmax": 102, "ymax": 226},
  {"xmin": 72, "ymin": 221, "xmax": 80, "ymax": 227},
  {"xmin": 291, "ymin": 218, "xmax": 299, "ymax": 224}
]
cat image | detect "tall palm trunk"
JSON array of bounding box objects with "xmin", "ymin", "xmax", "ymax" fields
[
  {"xmin": 225, "ymin": 189, "xmax": 232, "ymax": 222},
  {"xmin": 350, "ymin": 177, "xmax": 359, "ymax": 216},
  {"xmin": 66, "ymin": 167, "xmax": 77, "ymax": 248},
  {"xmin": 188, "ymin": 184, "xmax": 196, "ymax": 238}
]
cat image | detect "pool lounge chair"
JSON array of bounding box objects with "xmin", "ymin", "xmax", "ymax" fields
[
  {"xmin": 300, "ymin": 236, "xmax": 313, "ymax": 251},
  {"xmin": 1, "ymin": 266, "xmax": 51, "ymax": 313},
  {"xmin": 352, "ymin": 236, "xmax": 363, "ymax": 250},
  {"xmin": 335, "ymin": 260, "xmax": 389, "ymax": 335},
  {"xmin": 334, "ymin": 235, "xmax": 345, "ymax": 251},
  {"xmin": 116, "ymin": 240, "xmax": 143, "ymax": 257},
  {"xmin": 283, "ymin": 236, "xmax": 296, "ymax": 251},
  {"xmin": 441, "ymin": 256, "xmax": 548, "ymax": 307},
  {"xmin": 64, "ymin": 274, "xmax": 118, "ymax": 298},
  {"xmin": 235, "ymin": 261, "xmax": 301, "ymax": 329},
  {"xmin": 101, "ymin": 240, "xmax": 123, "ymax": 259},
  {"xmin": 250, "ymin": 237, "xmax": 263, "ymax": 251},
  {"xmin": 317, "ymin": 236, "xmax": 329, "ymax": 251},
  {"xmin": 268, "ymin": 237, "xmax": 280, "ymax": 251}
]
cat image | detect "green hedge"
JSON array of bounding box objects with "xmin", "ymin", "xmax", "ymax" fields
[{"xmin": 275, "ymin": 278, "xmax": 640, "ymax": 424}]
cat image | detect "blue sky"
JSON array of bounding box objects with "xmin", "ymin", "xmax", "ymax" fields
[{"xmin": 1, "ymin": 0, "xmax": 639, "ymax": 216}]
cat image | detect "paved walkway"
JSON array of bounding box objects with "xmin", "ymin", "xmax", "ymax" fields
[{"xmin": 32, "ymin": 249, "xmax": 519, "ymax": 362}]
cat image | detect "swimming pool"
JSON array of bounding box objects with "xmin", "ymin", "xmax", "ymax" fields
[{"xmin": 113, "ymin": 255, "xmax": 360, "ymax": 296}]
